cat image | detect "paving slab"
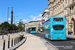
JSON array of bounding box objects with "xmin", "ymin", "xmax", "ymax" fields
[
  {"xmin": 67, "ymin": 35, "xmax": 75, "ymax": 39},
  {"xmin": 16, "ymin": 33, "xmax": 48, "ymax": 50}
]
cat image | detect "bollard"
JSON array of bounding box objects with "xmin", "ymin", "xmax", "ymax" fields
[
  {"xmin": 14, "ymin": 38, "xmax": 16, "ymax": 45},
  {"xmin": 15, "ymin": 37, "xmax": 17, "ymax": 45},
  {"xmin": 20, "ymin": 36, "xmax": 21, "ymax": 41},
  {"xmin": 21, "ymin": 35, "xmax": 22, "ymax": 40},
  {"xmin": 8, "ymin": 39, "xmax": 10, "ymax": 48},
  {"xmin": 16, "ymin": 37, "xmax": 17, "ymax": 44},
  {"xmin": 22, "ymin": 35, "xmax": 23, "ymax": 40},
  {"xmin": 11, "ymin": 38, "xmax": 13, "ymax": 46},
  {"xmin": 14, "ymin": 38, "xmax": 15, "ymax": 45},
  {"xmin": 19, "ymin": 36, "xmax": 20, "ymax": 42},
  {"xmin": 17, "ymin": 37, "xmax": 18, "ymax": 43},
  {"xmin": 17, "ymin": 36, "xmax": 20, "ymax": 43},
  {"xmin": 21, "ymin": 35, "xmax": 23, "ymax": 40},
  {"xmin": 16, "ymin": 37, "xmax": 18, "ymax": 44},
  {"xmin": 20, "ymin": 35, "xmax": 22, "ymax": 41},
  {"xmin": 3, "ymin": 40, "xmax": 5, "ymax": 50},
  {"xmin": 17, "ymin": 37, "xmax": 19, "ymax": 44},
  {"xmin": 2, "ymin": 35, "xmax": 4, "ymax": 39},
  {"xmin": 18, "ymin": 36, "xmax": 19, "ymax": 43}
]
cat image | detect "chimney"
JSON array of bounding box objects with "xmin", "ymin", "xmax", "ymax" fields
[{"xmin": 11, "ymin": 7, "xmax": 13, "ymax": 24}]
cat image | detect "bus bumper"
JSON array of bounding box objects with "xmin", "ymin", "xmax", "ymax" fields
[{"xmin": 31, "ymin": 31, "xmax": 36, "ymax": 34}]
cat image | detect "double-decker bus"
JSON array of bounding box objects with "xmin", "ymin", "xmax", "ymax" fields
[
  {"xmin": 27, "ymin": 28, "xmax": 31, "ymax": 33},
  {"xmin": 30, "ymin": 27, "xmax": 36, "ymax": 34},
  {"xmin": 44, "ymin": 16, "xmax": 66, "ymax": 40}
]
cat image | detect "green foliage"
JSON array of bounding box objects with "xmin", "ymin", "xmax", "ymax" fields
[
  {"xmin": 1, "ymin": 21, "xmax": 9, "ymax": 30},
  {"xmin": 0, "ymin": 21, "xmax": 18, "ymax": 31},
  {"xmin": 0, "ymin": 24, "xmax": 1, "ymax": 27},
  {"xmin": 9, "ymin": 24, "xmax": 18, "ymax": 30},
  {"xmin": 0, "ymin": 24, "xmax": 2, "ymax": 30},
  {"xmin": 18, "ymin": 19, "xmax": 24, "ymax": 31}
]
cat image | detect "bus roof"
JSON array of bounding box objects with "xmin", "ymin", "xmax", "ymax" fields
[
  {"xmin": 51, "ymin": 16, "xmax": 65, "ymax": 18},
  {"xmin": 44, "ymin": 16, "xmax": 65, "ymax": 23}
]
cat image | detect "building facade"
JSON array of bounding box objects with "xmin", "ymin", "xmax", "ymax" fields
[
  {"xmin": 25, "ymin": 21, "xmax": 42, "ymax": 32},
  {"xmin": 42, "ymin": 8, "xmax": 49, "ymax": 21},
  {"xmin": 48, "ymin": 0, "xmax": 75, "ymax": 35}
]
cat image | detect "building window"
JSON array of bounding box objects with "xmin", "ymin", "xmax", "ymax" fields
[
  {"xmin": 70, "ymin": 6, "xmax": 74, "ymax": 14},
  {"xmin": 70, "ymin": 7, "xmax": 71, "ymax": 14},
  {"xmin": 71, "ymin": 6, "xmax": 74, "ymax": 13}
]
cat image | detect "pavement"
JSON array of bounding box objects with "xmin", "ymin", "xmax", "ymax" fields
[
  {"xmin": 67, "ymin": 35, "xmax": 75, "ymax": 39},
  {"xmin": 16, "ymin": 33, "xmax": 48, "ymax": 50}
]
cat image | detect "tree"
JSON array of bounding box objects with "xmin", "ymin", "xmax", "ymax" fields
[
  {"xmin": 0, "ymin": 21, "xmax": 10, "ymax": 34},
  {"xmin": 0, "ymin": 24, "xmax": 1, "ymax": 28},
  {"xmin": 9, "ymin": 24, "xmax": 18, "ymax": 30},
  {"xmin": 18, "ymin": 19, "xmax": 24, "ymax": 31},
  {"xmin": 0, "ymin": 21, "xmax": 18, "ymax": 31},
  {"xmin": 1, "ymin": 21, "xmax": 9, "ymax": 30}
]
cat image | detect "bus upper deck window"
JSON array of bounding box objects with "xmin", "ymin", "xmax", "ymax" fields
[{"xmin": 53, "ymin": 18, "xmax": 63, "ymax": 21}]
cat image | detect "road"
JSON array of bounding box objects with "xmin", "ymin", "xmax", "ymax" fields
[{"xmin": 31, "ymin": 32, "xmax": 75, "ymax": 50}]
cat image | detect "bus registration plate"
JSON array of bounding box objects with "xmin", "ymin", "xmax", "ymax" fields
[{"xmin": 57, "ymin": 38, "xmax": 60, "ymax": 39}]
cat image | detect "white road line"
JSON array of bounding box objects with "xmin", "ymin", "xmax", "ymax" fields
[
  {"xmin": 71, "ymin": 42, "xmax": 75, "ymax": 44},
  {"xmin": 38, "ymin": 36, "xmax": 59, "ymax": 50}
]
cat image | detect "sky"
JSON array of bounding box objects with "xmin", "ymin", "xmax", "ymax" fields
[{"xmin": 0, "ymin": 0, "xmax": 48, "ymax": 24}]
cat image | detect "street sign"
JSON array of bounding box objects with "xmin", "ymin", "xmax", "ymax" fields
[{"xmin": 41, "ymin": 20, "xmax": 45, "ymax": 24}]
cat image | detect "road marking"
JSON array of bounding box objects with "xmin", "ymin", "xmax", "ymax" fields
[
  {"xmin": 47, "ymin": 42, "xmax": 59, "ymax": 50},
  {"xmin": 37, "ymin": 36, "xmax": 59, "ymax": 50},
  {"xmin": 71, "ymin": 42, "xmax": 75, "ymax": 44}
]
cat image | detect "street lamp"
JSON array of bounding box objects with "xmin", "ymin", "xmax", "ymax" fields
[
  {"xmin": 14, "ymin": 16, "xmax": 18, "ymax": 24},
  {"xmin": 7, "ymin": 7, "xmax": 13, "ymax": 32},
  {"xmin": 7, "ymin": 7, "xmax": 10, "ymax": 39},
  {"xmin": 7, "ymin": 7, "xmax": 13, "ymax": 39}
]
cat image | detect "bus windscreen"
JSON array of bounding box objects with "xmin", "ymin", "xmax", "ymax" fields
[
  {"xmin": 53, "ymin": 25, "xmax": 64, "ymax": 30},
  {"xmin": 32, "ymin": 28, "xmax": 36, "ymax": 31}
]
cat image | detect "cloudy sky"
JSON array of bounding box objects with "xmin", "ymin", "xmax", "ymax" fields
[{"xmin": 0, "ymin": 0, "xmax": 48, "ymax": 24}]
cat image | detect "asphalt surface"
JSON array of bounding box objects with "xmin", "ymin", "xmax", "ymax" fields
[{"xmin": 30, "ymin": 32, "xmax": 75, "ymax": 50}]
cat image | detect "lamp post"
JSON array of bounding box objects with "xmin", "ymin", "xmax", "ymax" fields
[
  {"xmin": 14, "ymin": 16, "xmax": 18, "ymax": 24},
  {"xmin": 7, "ymin": 7, "xmax": 13, "ymax": 33},
  {"xmin": 7, "ymin": 7, "xmax": 13, "ymax": 39},
  {"xmin": 7, "ymin": 7, "xmax": 10, "ymax": 40},
  {"xmin": 7, "ymin": 7, "xmax": 9, "ymax": 34}
]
